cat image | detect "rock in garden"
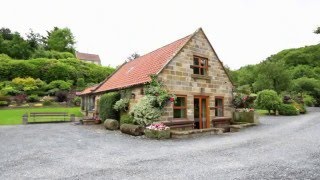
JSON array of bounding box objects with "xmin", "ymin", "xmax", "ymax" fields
[
  {"xmin": 120, "ymin": 124, "xmax": 144, "ymax": 136},
  {"xmin": 104, "ymin": 119, "xmax": 119, "ymax": 130}
]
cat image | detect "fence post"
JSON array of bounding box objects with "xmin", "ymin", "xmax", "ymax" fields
[
  {"xmin": 70, "ymin": 114, "xmax": 75, "ymax": 122},
  {"xmin": 22, "ymin": 113, "xmax": 28, "ymax": 125}
]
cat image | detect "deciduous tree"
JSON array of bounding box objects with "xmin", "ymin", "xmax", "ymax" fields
[
  {"xmin": 46, "ymin": 27, "xmax": 75, "ymax": 53},
  {"xmin": 253, "ymin": 62, "xmax": 291, "ymax": 93},
  {"xmin": 255, "ymin": 89, "xmax": 282, "ymax": 114}
]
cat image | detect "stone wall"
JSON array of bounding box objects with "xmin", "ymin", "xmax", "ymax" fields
[{"xmin": 157, "ymin": 29, "xmax": 234, "ymax": 126}]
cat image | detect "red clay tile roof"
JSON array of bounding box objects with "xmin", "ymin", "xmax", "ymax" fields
[
  {"xmin": 76, "ymin": 51, "xmax": 101, "ymax": 62},
  {"xmin": 93, "ymin": 35, "xmax": 191, "ymax": 93},
  {"xmin": 78, "ymin": 85, "xmax": 99, "ymax": 96}
]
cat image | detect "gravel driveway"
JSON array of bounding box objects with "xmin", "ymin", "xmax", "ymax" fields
[{"xmin": 1, "ymin": 108, "xmax": 320, "ymax": 179}]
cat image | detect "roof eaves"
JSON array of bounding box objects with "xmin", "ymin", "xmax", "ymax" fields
[
  {"xmin": 98, "ymin": 82, "xmax": 147, "ymax": 93},
  {"xmin": 91, "ymin": 61, "xmax": 128, "ymax": 94}
]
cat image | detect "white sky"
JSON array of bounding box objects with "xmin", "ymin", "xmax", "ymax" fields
[{"xmin": 0, "ymin": 0, "xmax": 319, "ymax": 70}]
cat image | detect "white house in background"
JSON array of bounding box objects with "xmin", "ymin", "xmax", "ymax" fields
[{"xmin": 76, "ymin": 51, "xmax": 101, "ymax": 65}]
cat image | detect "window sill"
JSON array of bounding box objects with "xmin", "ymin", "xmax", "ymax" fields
[
  {"xmin": 191, "ymin": 74, "xmax": 211, "ymax": 80},
  {"xmin": 172, "ymin": 118, "xmax": 190, "ymax": 121},
  {"xmin": 163, "ymin": 119, "xmax": 193, "ymax": 124}
]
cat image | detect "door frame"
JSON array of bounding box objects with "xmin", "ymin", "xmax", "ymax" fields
[{"xmin": 194, "ymin": 96, "xmax": 210, "ymax": 129}]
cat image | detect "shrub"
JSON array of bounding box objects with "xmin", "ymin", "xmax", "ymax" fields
[
  {"xmin": 32, "ymin": 50, "xmax": 74, "ymax": 59},
  {"xmin": 130, "ymin": 96, "xmax": 162, "ymax": 126},
  {"xmin": 47, "ymin": 88, "xmax": 60, "ymax": 95},
  {"xmin": 0, "ymin": 101, "xmax": 8, "ymax": 106},
  {"xmin": 1, "ymin": 85, "xmax": 20, "ymax": 95},
  {"xmin": 129, "ymin": 76, "xmax": 174, "ymax": 126},
  {"xmin": 113, "ymin": 98, "xmax": 130, "ymax": 112},
  {"xmin": 72, "ymin": 96, "xmax": 81, "ymax": 106},
  {"xmin": 55, "ymin": 91, "xmax": 68, "ymax": 102},
  {"xmin": 43, "ymin": 99, "xmax": 52, "ymax": 106},
  {"xmin": 282, "ymin": 95, "xmax": 293, "ymax": 104},
  {"xmin": 99, "ymin": 92, "xmax": 120, "ymax": 120},
  {"xmin": 27, "ymin": 94, "xmax": 40, "ymax": 102},
  {"xmin": 76, "ymin": 78, "xmax": 86, "ymax": 91},
  {"xmin": 144, "ymin": 75, "xmax": 172, "ymax": 108},
  {"xmin": 14, "ymin": 94, "xmax": 27, "ymax": 105},
  {"xmin": 303, "ymin": 95, "xmax": 316, "ymax": 107},
  {"xmin": 255, "ymin": 90, "xmax": 282, "ymax": 114},
  {"xmin": 278, "ymin": 104, "xmax": 299, "ymax": 116},
  {"xmin": 233, "ymin": 93, "xmax": 256, "ymax": 108},
  {"xmin": 292, "ymin": 101, "xmax": 307, "ymax": 114},
  {"xmin": 120, "ymin": 114, "xmax": 134, "ymax": 125},
  {"xmin": 47, "ymin": 80, "xmax": 72, "ymax": 91},
  {"xmin": 11, "ymin": 77, "xmax": 45, "ymax": 95},
  {"xmin": 0, "ymin": 94, "xmax": 10, "ymax": 103}
]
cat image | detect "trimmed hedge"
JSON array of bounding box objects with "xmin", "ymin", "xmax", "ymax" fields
[
  {"xmin": 0, "ymin": 56, "xmax": 115, "ymax": 84},
  {"xmin": 278, "ymin": 104, "xmax": 299, "ymax": 116},
  {"xmin": 99, "ymin": 92, "xmax": 120, "ymax": 121}
]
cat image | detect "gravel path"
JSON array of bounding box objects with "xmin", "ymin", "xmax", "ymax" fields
[{"xmin": 1, "ymin": 108, "xmax": 320, "ymax": 179}]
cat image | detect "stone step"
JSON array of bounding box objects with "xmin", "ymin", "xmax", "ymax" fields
[
  {"xmin": 81, "ymin": 119, "xmax": 96, "ymax": 125},
  {"xmin": 229, "ymin": 123, "xmax": 257, "ymax": 132},
  {"xmin": 170, "ymin": 128, "xmax": 224, "ymax": 139}
]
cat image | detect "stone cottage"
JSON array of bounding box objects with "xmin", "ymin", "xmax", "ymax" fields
[{"xmin": 79, "ymin": 28, "xmax": 234, "ymax": 129}]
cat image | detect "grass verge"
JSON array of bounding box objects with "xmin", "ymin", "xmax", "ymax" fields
[{"xmin": 0, "ymin": 107, "xmax": 82, "ymax": 125}]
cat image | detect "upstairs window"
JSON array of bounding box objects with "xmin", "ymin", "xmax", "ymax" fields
[{"xmin": 192, "ymin": 56, "xmax": 208, "ymax": 75}]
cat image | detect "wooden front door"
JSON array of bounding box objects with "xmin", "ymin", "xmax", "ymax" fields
[{"xmin": 194, "ymin": 96, "xmax": 210, "ymax": 129}]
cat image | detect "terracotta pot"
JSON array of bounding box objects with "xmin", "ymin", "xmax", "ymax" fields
[{"xmin": 94, "ymin": 119, "xmax": 101, "ymax": 124}]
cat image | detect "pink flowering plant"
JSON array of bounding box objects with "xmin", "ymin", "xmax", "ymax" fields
[
  {"xmin": 233, "ymin": 93, "xmax": 256, "ymax": 108},
  {"xmin": 145, "ymin": 122, "xmax": 171, "ymax": 139},
  {"xmin": 146, "ymin": 122, "xmax": 170, "ymax": 131},
  {"xmin": 235, "ymin": 108, "xmax": 255, "ymax": 112}
]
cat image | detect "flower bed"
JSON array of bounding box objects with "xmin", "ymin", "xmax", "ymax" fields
[
  {"xmin": 144, "ymin": 122, "xmax": 171, "ymax": 139},
  {"xmin": 233, "ymin": 108, "xmax": 259, "ymax": 124}
]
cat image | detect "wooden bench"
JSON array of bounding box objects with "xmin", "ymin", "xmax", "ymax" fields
[
  {"xmin": 29, "ymin": 112, "xmax": 69, "ymax": 123},
  {"xmin": 163, "ymin": 119, "xmax": 194, "ymax": 129}
]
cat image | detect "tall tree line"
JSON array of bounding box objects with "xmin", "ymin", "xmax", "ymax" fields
[{"xmin": 0, "ymin": 27, "xmax": 75, "ymax": 59}]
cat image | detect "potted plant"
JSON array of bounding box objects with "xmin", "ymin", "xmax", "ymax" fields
[
  {"xmin": 144, "ymin": 122, "xmax": 171, "ymax": 139},
  {"xmin": 94, "ymin": 113, "xmax": 101, "ymax": 124}
]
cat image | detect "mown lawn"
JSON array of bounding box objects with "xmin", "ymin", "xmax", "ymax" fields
[{"xmin": 0, "ymin": 107, "xmax": 83, "ymax": 125}]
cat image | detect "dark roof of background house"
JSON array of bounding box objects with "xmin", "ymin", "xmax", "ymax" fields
[{"xmin": 76, "ymin": 51, "xmax": 101, "ymax": 62}]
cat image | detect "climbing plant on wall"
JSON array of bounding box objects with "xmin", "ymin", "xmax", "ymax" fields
[{"xmin": 129, "ymin": 75, "xmax": 175, "ymax": 126}]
